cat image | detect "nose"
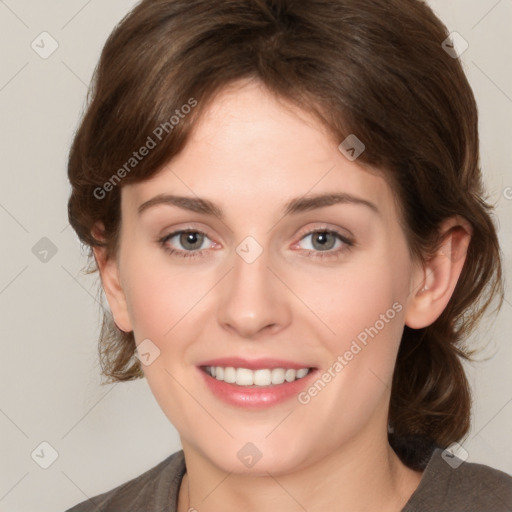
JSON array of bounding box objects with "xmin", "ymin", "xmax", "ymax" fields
[{"xmin": 217, "ymin": 246, "xmax": 292, "ymax": 339}]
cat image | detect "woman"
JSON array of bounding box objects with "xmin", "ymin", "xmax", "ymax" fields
[{"xmin": 65, "ymin": 0, "xmax": 512, "ymax": 510}]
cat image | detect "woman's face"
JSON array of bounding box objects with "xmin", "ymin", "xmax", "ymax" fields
[{"xmin": 113, "ymin": 80, "xmax": 423, "ymax": 475}]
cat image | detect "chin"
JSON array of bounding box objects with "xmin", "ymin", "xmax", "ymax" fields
[{"xmin": 195, "ymin": 438, "xmax": 317, "ymax": 477}]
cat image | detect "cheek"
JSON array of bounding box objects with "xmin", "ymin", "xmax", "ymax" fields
[
  {"xmin": 121, "ymin": 245, "xmax": 211, "ymax": 340},
  {"xmin": 302, "ymin": 256, "xmax": 404, "ymax": 341},
  {"xmin": 294, "ymin": 249, "xmax": 408, "ymax": 399},
  {"xmin": 123, "ymin": 267, "xmax": 175, "ymax": 338}
]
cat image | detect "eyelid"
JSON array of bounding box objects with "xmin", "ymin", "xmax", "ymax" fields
[
  {"xmin": 157, "ymin": 221, "xmax": 218, "ymax": 241},
  {"xmin": 293, "ymin": 223, "xmax": 354, "ymax": 244}
]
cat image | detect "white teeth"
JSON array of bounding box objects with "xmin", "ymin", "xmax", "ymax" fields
[
  {"xmin": 236, "ymin": 368, "xmax": 254, "ymax": 386},
  {"xmin": 223, "ymin": 367, "xmax": 236, "ymax": 383},
  {"xmin": 296, "ymin": 368, "xmax": 309, "ymax": 378},
  {"xmin": 254, "ymin": 369, "xmax": 272, "ymax": 386},
  {"xmin": 285, "ymin": 369, "xmax": 296, "ymax": 382},
  {"xmin": 271, "ymin": 368, "xmax": 285, "ymax": 385},
  {"xmin": 206, "ymin": 366, "xmax": 311, "ymax": 386}
]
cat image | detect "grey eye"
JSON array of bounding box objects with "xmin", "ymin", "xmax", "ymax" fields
[
  {"xmin": 310, "ymin": 232, "xmax": 337, "ymax": 251},
  {"xmin": 179, "ymin": 232, "xmax": 206, "ymax": 250}
]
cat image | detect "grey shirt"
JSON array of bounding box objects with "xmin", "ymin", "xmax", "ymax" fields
[{"xmin": 65, "ymin": 448, "xmax": 512, "ymax": 511}]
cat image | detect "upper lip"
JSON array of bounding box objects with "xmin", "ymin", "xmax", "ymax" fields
[{"xmin": 198, "ymin": 357, "xmax": 315, "ymax": 370}]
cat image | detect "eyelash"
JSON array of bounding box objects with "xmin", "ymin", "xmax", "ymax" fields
[{"xmin": 157, "ymin": 228, "xmax": 354, "ymax": 260}]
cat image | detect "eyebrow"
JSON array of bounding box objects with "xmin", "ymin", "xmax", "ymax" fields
[{"xmin": 137, "ymin": 192, "xmax": 379, "ymax": 219}]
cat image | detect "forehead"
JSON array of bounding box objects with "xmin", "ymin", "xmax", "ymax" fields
[{"xmin": 122, "ymin": 80, "xmax": 399, "ymax": 225}]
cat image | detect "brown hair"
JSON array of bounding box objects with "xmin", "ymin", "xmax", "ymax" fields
[{"xmin": 67, "ymin": 0, "xmax": 504, "ymax": 468}]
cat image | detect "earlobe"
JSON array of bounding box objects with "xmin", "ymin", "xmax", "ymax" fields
[
  {"xmin": 404, "ymin": 216, "xmax": 472, "ymax": 330},
  {"xmin": 92, "ymin": 234, "xmax": 133, "ymax": 333}
]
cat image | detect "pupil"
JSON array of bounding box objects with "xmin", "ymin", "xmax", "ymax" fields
[
  {"xmin": 181, "ymin": 232, "xmax": 203, "ymax": 250},
  {"xmin": 313, "ymin": 232, "xmax": 334, "ymax": 250}
]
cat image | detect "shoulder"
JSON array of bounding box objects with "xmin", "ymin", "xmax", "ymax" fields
[
  {"xmin": 404, "ymin": 448, "xmax": 512, "ymax": 512},
  {"xmin": 64, "ymin": 450, "xmax": 186, "ymax": 512}
]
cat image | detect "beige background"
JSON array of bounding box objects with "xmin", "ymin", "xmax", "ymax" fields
[{"xmin": 0, "ymin": 1, "xmax": 511, "ymax": 510}]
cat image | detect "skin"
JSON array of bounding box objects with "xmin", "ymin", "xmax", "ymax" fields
[{"xmin": 94, "ymin": 79, "xmax": 472, "ymax": 512}]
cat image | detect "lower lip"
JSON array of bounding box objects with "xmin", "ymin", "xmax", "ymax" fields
[{"xmin": 198, "ymin": 367, "xmax": 318, "ymax": 409}]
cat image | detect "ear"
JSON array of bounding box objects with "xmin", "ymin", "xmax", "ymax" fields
[
  {"xmin": 404, "ymin": 216, "xmax": 472, "ymax": 329},
  {"xmin": 92, "ymin": 223, "xmax": 133, "ymax": 333}
]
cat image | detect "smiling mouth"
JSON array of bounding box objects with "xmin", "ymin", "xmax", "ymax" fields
[{"xmin": 200, "ymin": 366, "xmax": 313, "ymax": 387}]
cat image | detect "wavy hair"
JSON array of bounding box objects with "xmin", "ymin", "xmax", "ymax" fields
[{"xmin": 67, "ymin": 0, "xmax": 504, "ymax": 469}]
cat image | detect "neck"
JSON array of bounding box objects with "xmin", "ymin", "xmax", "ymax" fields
[{"xmin": 178, "ymin": 432, "xmax": 423, "ymax": 512}]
